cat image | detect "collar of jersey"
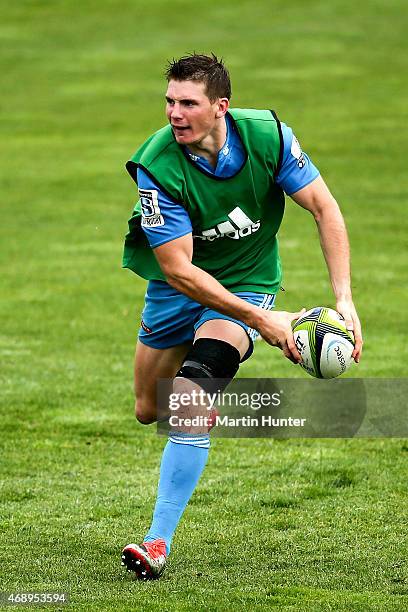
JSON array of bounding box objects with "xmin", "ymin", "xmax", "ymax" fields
[{"xmin": 180, "ymin": 112, "xmax": 248, "ymax": 181}]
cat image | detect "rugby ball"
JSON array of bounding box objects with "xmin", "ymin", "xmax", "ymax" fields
[{"xmin": 292, "ymin": 307, "xmax": 355, "ymax": 379}]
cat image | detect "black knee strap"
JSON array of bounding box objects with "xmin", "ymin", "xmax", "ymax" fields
[{"xmin": 176, "ymin": 338, "xmax": 240, "ymax": 393}]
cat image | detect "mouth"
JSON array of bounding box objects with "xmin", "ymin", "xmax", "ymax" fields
[{"xmin": 171, "ymin": 125, "xmax": 190, "ymax": 135}]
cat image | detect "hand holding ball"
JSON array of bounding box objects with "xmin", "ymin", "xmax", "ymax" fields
[{"xmin": 292, "ymin": 307, "xmax": 355, "ymax": 378}]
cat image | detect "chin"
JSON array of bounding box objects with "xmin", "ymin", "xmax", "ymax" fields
[
  {"xmin": 175, "ymin": 134, "xmax": 195, "ymax": 145},
  {"xmin": 172, "ymin": 127, "xmax": 201, "ymax": 145}
]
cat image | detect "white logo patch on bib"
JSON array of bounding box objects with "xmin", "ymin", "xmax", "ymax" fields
[{"xmin": 139, "ymin": 189, "xmax": 164, "ymax": 227}]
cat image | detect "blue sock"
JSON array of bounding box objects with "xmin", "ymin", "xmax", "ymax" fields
[{"xmin": 144, "ymin": 434, "xmax": 210, "ymax": 555}]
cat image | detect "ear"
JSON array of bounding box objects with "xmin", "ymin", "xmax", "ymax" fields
[{"xmin": 215, "ymin": 97, "xmax": 229, "ymax": 118}]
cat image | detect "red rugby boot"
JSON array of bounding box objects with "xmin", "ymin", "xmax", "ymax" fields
[{"xmin": 121, "ymin": 538, "xmax": 167, "ymax": 580}]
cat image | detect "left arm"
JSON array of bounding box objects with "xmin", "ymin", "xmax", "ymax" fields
[{"xmin": 290, "ymin": 175, "xmax": 363, "ymax": 362}]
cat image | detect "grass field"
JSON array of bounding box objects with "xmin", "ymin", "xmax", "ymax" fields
[{"xmin": 1, "ymin": 0, "xmax": 407, "ymax": 610}]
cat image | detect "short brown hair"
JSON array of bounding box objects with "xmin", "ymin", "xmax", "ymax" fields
[{"xmin": 165, "ymin": 53, "xmax": 231, "ymax": 101}]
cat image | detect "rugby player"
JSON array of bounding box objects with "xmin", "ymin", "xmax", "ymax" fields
[{"xmin": 120, "ymin": 54, "xmax": 362, "ymax": 579}]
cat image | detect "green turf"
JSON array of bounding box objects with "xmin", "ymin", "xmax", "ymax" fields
[{"xmin": 1, "ymin": 0, "xmax": 407, "ymax": 610}]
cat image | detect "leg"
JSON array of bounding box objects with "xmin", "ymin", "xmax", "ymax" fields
[
  {"xmin": 170, "ymin": 319, "xmax": 250, "ymax": 433},
  {"xmin": 143, "ymin": 322, "xmax": 244, "ymax": 556},
  {"xmin": 123, "ymin": 292, "xmax": 274, "ymax": 579},
  {"xmin": 194, "ymin": 318, "xmax": 250, "ymax": 359},
  {"xmin": 122, "ymin": 320, "xmax": 249, "ymax": 579},
  {"xmin": 134, "ymin": 340, "xmax": 191, "ymax": 424}
]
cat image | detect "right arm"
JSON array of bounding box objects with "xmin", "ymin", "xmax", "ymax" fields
[
  {"xmin": 154, "ymin": 233, "xmax": 304, "ymax": 363},
  {"xmin": 137, "ymin": 167, "xmax": 304, "ymax": 363}
]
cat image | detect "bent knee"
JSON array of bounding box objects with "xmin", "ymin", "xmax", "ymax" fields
[{"xmin": 134, "ymin": 399, "xmax": 156, "ymax": 425}]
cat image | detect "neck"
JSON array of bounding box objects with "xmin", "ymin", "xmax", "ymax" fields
[{"xmin": 187, "ymin": 116, "xmax": 227, "ymax": 168}]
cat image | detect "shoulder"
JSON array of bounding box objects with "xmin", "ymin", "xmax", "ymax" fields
[
  {"xmin": 229, "ymin": 108, "xmax": 277, "ymax": 123},
  {"xmin": 229, "ymin": 108, "xmax": 281, "ymax": 143},
  {"xmin": 229, "ymin": 108, "xmax": 282, "ymax": 170}
]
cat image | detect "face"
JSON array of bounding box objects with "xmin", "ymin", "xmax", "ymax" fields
[{"xmin": 165, "ymin": 79, "xmax": 227, "ymax": 146}]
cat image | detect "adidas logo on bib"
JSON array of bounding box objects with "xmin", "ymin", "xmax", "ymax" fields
[{"xmin": 194, "ymin": 207, "xmax": 261, "ymax": 241}]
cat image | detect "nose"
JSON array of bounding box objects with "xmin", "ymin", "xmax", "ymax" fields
[{"xmin": 170, "ymin": 102, "xmax": 183, "ymax": 121}]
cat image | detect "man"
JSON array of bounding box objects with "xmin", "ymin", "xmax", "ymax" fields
[{"xmin": 121, "ymin": 54, "xmax": 362, "ymax": 580}]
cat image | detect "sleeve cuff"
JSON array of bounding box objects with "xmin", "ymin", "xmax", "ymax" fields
[
  {"xmin": 286, "ymin": 171, "xmax": 320, "ymax": 196},
  {"xmin": 147, "ymin": 229, "xmax": 192, "ymax": 249}
]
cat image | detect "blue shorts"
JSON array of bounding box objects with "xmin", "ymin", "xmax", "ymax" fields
[{"xmin": 138, "ymin": 280, "xmax": 276, "ymax": 361}]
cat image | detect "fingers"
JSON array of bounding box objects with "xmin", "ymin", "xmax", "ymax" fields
[
  {"xmin": 291, "ymin": 308, "xmax": 307, "ymax": 322},
  {"xmin": 281, "ymin": 310, "xmax": 305, "ymax": 363},
  {"xmin": 339, "ymin": 310, "xmax": 353, "ymax": 332},
  {"xmin": 344, "ymin": 311, "xmax": 363, "ymax": 363},
  {"xmin": 281, "ymin": 336, "xmax": 302, "ymax": 364},
  {"xmin": 352, "ymin": 337, "xmax": 363, "ymax": 363},
  {"xmin": 261, "ymin": 310, "xmax": 305, "ymax": 363},
  {"xmin": 336, "ymin": 301, "xmax": 363, "ymax": 364},
  {"xmin": 284, "ymin": 309, "xmax": 306, "ymax": 363},
  {"xmin": 351, "ymin": 319, "xmax": 363, "ymax": 363},
  {"xmin": 281, "ymin": 343, "xmax": 298, "ymax": 363}
]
